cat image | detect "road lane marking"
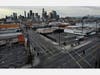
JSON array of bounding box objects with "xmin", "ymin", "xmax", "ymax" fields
[
  {"xmin": 63, "ymin": 47, "xmax": 82, "ymax": 68},
  {"xmin": 75, "ymin": 51, "xmax": 92, "ymax": 67},
  {"xmin": 77, "ymin": 45, "xmax": 100, "ymax": 67},
  {"xmin": 66, "ymin": 51, "xmax": 82, "ymax": 68}
]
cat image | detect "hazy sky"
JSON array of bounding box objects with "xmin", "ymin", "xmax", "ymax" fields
[{"xmin": 0, "ymin": 6, "xmax": 100, "ymax": 18}]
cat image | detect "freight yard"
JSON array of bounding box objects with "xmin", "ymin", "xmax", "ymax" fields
[{"xmin": 0, "ymin": 8, "xmax": 100, "ymax": 68}]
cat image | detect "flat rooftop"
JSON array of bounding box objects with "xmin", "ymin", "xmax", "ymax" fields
[{"xmin": 43, "ymin": 32, "xmax": 77, "ymax": 44}]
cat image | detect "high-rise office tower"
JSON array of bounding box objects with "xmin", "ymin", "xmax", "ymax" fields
[
  {"xmin": 29, "ymin": 10, "xmax": 33, "ymax": 16},
  {"xmin": 24, "ymin": 11, "xmax": 26, "ymax": 18},
  {"xmin": 52, "ymin": 10, "xmax": 57, "ymax": 19},
  {"xmin": 42, "ymin": 8, "xmax": 48, "ymax": 22},
  {"xmin": 13, "ymin": 12, "xmax": 17, "ymax": 20},
  {"xmin": 27, "ymin": 13, "xmax": 30, "ymax": 19},
  {"xmin": 42, "ymin": 8, "xmax": 45, "ymax": 18}
]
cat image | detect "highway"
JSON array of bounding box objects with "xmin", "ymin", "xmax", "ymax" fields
[{"xmin": 25, "ymin": 27, "xmax": 100, "ymax": 68}]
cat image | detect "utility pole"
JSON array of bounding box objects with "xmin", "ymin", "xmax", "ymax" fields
[
  {"xmin": 58, "ymin": 26, "xmax": 61, "ymax": 46},
  {"xmin": 81, "ymin": 16, "xmax": 88, "ymax": 35},
  {"xmin": 81, "ymin": 17, "xmax": 85, "ymax": 35},
  {"xmin": 81, "ymin": 16, "xmax": 88, "ymax": 54},
  {"xmin": 95, "ymin": 20, "xmax": 98, "ymax": 34},
  {"xmin": 81, "ymin": 19, "xmax": 84, "ymax": 35},
  {"xmin": 27, "ymin": 31, "xmax": 34, "ymax": 67}
]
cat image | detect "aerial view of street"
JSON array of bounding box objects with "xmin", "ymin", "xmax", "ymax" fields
[{"xmin": 0, "ymin": 6, "xmax": 100, "ymax": 68}]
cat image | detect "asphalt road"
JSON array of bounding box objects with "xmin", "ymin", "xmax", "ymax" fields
[
  {"xmin": 26, "ymin": 28, "xmax": 100, "ymax": 68},
  {"xmin": 36, "ymin": 40, "xmax": 100, "ymax": 68}
]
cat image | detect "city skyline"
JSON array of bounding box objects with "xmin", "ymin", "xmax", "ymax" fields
[{"xmin": 0, "ymin": 6, "xmax": 100, "ymax": 18}]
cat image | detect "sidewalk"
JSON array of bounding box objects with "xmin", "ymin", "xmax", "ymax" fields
[
  {"xmin": 32, "ymin": 56, "xmax": 40, "ymax": 67},
  {"xmin": 73, "ymin": 40, "xmax": 92, "ymax": 50},
  {"xmin": 21, "ymin": 56, "xmax": 40, "ymax": 68},
  {"xmin": 61, "ymin": 40, "xmax": 92, "ymax": 52}
]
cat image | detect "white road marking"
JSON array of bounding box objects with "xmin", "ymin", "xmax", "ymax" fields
[
  {"xmin": 63, "ymin": 47, "xmax": 82, "ymax": 68},
  {"xmin": 75, "ymin": 51, "xmax": 92, "ymax": 67}
]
